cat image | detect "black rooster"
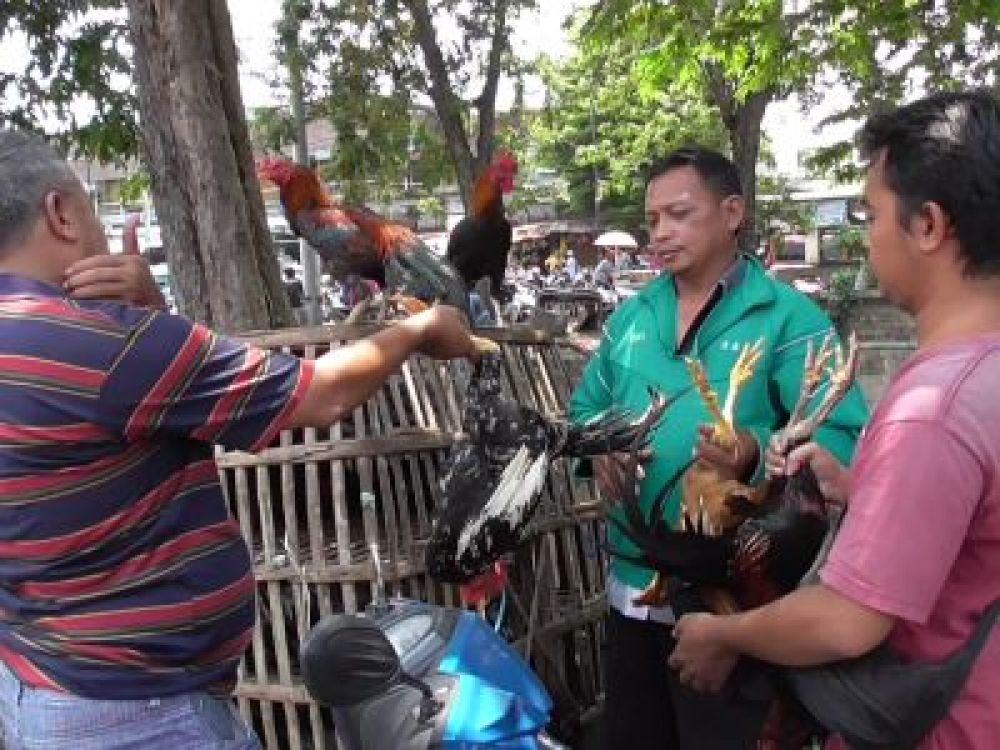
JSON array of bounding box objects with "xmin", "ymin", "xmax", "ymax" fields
[
  {"xmin": 426, "ymin": 353, "xmax": 667, "ymax": 608},
  {"xmin": 446, "ymin": 151, "xmax": 517, "ymax": 301}
]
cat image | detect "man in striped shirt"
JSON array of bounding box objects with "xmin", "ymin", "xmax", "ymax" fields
[{"xmin": 0, "ymin": 130, "xmax": 480, "ymax": 749}]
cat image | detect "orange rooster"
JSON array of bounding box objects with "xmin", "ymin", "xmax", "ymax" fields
[{"xmin": 257, "ymin": 158, "xmax": 470, "ymax": 320}]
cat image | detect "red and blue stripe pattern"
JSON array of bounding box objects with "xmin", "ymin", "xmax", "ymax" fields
[{"xmin": 0, "ymin": 273, "xmax": 314, "ymax": 699}]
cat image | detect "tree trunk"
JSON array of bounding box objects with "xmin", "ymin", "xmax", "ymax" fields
[
  {"xmin": 128, "ymin": 0, "xmax": 293, "ymax": 332},
  {"xmin": 405, "ymin": 0, "xmax": 509, "ymax": 211},
  {"xmin": 405, "ymin": 0, "xmax": 476, "ymax": 209},
  {"xmin": 727, "ymin": 90, "xmax": 770, "ymax": 254},
  {"xmin": 704, "ymin": 64, "xmax": 773, "ymax": 254},
  {"xmin": 473, "ymin": 0, "xmax": 509, "ymax": 182}
]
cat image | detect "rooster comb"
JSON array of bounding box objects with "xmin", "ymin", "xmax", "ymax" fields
[
  {"xmin": 493, "ymin": 150, "xmax": 518, "ymax": 173},
  {"xmin": 256, "ymin": 156, "xmax": 298, "ymax": 185}
]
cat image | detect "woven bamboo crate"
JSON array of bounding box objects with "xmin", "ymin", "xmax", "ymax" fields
[{"xmin": 219, "ymin": 323, "xmax": 608, "ymax": 749}]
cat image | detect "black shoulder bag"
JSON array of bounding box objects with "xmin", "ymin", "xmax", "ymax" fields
[{"xmin": 785, "ymin": 512, "xmax": 1000, "ymax": 750}]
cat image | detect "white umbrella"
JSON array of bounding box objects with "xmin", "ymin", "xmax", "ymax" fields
[{"xmin": 594, "ymin": 230, "xmax": 638, "ymax": 248}]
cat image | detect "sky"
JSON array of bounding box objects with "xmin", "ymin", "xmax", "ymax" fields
[
  {"xmin": 227, "ymin": 0, "xmax": 847, "ymax": 178},
  {"xmin": 229, "ymin": 0, "xmax": 577, "ymax": 111},
  {"xmin": 0, "ymin": 1, "xmax": 848, "ymax": 178}
]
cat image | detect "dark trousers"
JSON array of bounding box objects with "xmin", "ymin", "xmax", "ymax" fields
[{"xmin": 602, "ymin": 608, "xmax": 769, "ymax": 750}]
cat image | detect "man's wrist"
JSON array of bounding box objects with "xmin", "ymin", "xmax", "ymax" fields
[
  {"xmin": 712, "ymin": 612, "xmax": 746, "ymax": 653},
  {"xmin": 399, "ymin": 312, "xmax": 430, "ymax": 350}
]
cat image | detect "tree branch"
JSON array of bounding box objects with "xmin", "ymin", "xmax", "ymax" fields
[
  {"xmin": 403, "ymin": 0, "xmax": 476, "ymax": 207},
  {"xmin": 475, "ymin": 0, "xmax": 509, "ymax": 173}
]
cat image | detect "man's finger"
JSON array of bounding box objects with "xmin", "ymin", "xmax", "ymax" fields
[
  {"xmin": 123, "ymin": 214, "xmax": 142, "ymax": 256},
  {"xmin": 66, "ymin": 282, "xmax": 126, "ymax": 300},
  {"xmin": 64, "ymin": 255, "xmax": 127, "ymax": 277},
  {"xmin": 785, "ymin": 443, "xmax": 816, "ymax": 475},
  {"xmin": 64, "ymin": 267, "xmax": 131, "ymax": 291}
]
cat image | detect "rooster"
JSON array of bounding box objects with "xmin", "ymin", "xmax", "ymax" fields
[
  {"xmin": 257, "ymin": 157, "xmax": 470, "ymax": 322},
  {"xmin": 609, "ymin": 334, "xmax": 860, "ymax": 746},
  {"xmin": 446, "ymin": 151, "xmax": 518, "ymax": 303},
  {"xmin": 426, "ymin": 352, "xmax": 668, "ymax": 610}
]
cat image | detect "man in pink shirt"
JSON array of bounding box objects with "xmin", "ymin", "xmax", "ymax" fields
[{"xmin": 668, "ymin": 90, "xmax": 1000, "ymax": 748}]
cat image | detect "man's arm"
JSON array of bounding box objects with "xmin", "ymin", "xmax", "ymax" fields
[
  {"xmin": 671, "ymin": 418, "xmax": 984, "ymax": 692},
  {"xmin": 568, "ymin": 336, "xmax": 614, "ymax": 425},
  {"xmin": 568, "ymin": 334, "xmax": 616, "ymax": 479},
  {"xmin": 286, "ymin": 306, "xmax": 477, "ymax": 429},
  {"xmin": 719, "ymin": 584, "xmax": 891, "ymax": 664},
  {"xmin": 667, "ymin": 584, "xmax": 892, "ymax": 693}
]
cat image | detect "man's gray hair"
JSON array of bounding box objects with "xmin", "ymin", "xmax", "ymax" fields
[{"xmin": 0, "ymin": 130, "xmax": 82, "ymax": 252}]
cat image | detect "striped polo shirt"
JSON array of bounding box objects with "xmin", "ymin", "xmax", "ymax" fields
[{"xmin": 0, "ymin": 273, "xmax": 314, "ymax": 699}]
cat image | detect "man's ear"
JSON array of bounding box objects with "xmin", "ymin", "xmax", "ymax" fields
[
  {"xmin": 911, "ymin": 201, "xmax": 952, "ymax": 256},
  {"xmin": 722, "ymin": 195, "xmax": 746, "ymax": 235},
  {"xmin": 39, "ymin": 188, "xmax": 83, "ymax": 244}
]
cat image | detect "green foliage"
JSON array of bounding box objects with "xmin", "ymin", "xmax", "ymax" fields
[
  {"xmin": 416, "ymin": 194, "xmax": 445, "ymax": 223},
  {"xmin": 826, "ymin": 266, "xmax": 860, "ymax": 333},
  {"xmin": 757, "ymin": 174, "xmax": 815, "ymax": 235},
  {"xmin": 834, "ymin": 225, "xmax": 866, "ymax": 260},
  {"xmin": 0, "ymin": 1, "xmax": 138, "ymax": 162},
  {"xmin": 291, "ymin": 0, "xmax": 536, "ymax": 205},
  {"xmin": 531, "ymin": 25, "xmax": 727, "ymax": 228},
  {"xmin": 117, "ymin": 168, "xmax": 149, "ymax": 203},
  {"xmin": 248, "ymin": 106, "xmax": 297, "ymax": 153},
  {"xmin": 801, "ymin": 3, "xmax": 1000, "ymax": 179},
  {"xmin": 580, "ymin": 0, "xmax": 1000, "ymax": 197},
  {"xmin": 585, "ymin": 1, "xmax": 811, "ymax": 104}
]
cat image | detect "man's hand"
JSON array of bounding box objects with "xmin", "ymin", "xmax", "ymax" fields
[
  {"xmin": 402, "ymin": 306, "xmax": 479, "ymax": 361},
  {"xmin": 592, "ymin": 449, "xmax": 652, "ymax": 501},
  {"xmin": 64, "ymin": 214, "xmax": 167, "ymax": 310},
  {"xmin": 765, "ymin": 441, "xmax": 850, "ymax": 506},
  {"xmin": 695, "ymin": 425, "xmax": 759, "ymax": 481},
  {"xmin": 668, "ymin": 613, "xmax": 738, "ymax": 694}
]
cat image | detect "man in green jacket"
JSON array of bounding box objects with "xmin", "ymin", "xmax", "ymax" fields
[{"xmin": 570, "ymin": 146, "xmax": 868, "ymax": 749}]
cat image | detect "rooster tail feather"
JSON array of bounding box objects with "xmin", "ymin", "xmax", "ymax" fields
[
  {"xmin": 562, "ymin": 391, "xmax": 671, "ymax": 458},
  {"xmin": 649, "ymin": 456, "xmax": 696, "ymax": 527},
  {"xmin": 387, "ymin": 243, "xmax": 471, "ymax": 318}
]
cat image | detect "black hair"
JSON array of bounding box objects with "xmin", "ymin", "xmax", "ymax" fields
[
  {"xmin": 646, "ymin": 146, "xmax": 742, "ymax": 199},
  {"xmin": 860, "ymin": 90, "xmax": 1000, "ymax": 278}
]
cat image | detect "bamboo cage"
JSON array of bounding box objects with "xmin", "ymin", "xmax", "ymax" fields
[{"xmin": 220, "ymin": 323, "xmax": 607, "ymax": 750}]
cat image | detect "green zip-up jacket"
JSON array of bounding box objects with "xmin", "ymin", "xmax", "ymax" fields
[{"xmin": 569, "ymin": 256, "xmax": 869, "ymax": 589}]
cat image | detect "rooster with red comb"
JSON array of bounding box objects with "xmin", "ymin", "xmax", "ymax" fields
[
  {"xmin": 257, "ymin": 156, "xmax": 488, "ymax": 332},
  {"xmin": 447, "ymin": 150, "xmax": 518, "ymax": 302}
]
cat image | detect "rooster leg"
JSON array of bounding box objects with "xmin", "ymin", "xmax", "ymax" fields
[
  {"xmin": 685, "ymin": 339, "xmax": 763, "ymax": 448},
  {"xmin": 344, "ymin": 294, "xmax": 379, "ymax": 325},
  {"xmin": 773, "ymin": 332, "xmax": 859, "ymax": 452}
]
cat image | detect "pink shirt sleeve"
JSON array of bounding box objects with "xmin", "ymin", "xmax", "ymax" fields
[{"xmin": 820, "ymin": 420, "xmax": 985, "ymax": 624}]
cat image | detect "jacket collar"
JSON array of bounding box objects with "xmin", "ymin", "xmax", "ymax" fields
[{"xmin": 636, "ymin": 254, "xmax": 775, "ymax": 355}]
